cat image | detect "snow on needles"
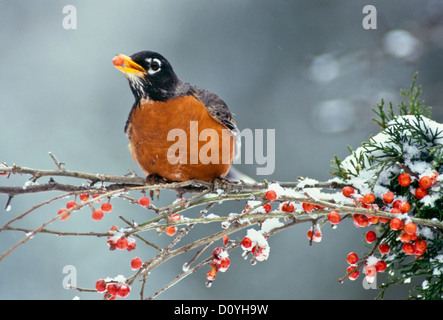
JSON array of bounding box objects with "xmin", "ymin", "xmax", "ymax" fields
[{"xmin": 340, "ymin": 115, "xmax": 443, "ymax": 204}]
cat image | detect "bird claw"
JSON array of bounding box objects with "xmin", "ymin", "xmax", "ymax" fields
[
  {"xmin": 211, "ymin": 177, "xmax": 231, "ymax": 191},
  {"xmin": 145, "ymin": 173, "xmax": 167, "ymax": 185}
]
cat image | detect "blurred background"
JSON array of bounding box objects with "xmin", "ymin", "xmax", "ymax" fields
[{"xmin": 1, "ymin": 0, "xmax": 442, "ymax": 300}]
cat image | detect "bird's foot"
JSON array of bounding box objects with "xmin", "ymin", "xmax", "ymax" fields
[{"xmin": 145, "ymin": 173, "xmax": 168, "ymax": 185}]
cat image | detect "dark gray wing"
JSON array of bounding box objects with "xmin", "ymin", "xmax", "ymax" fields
[
  {"xmin": 189, "ymin": 86, "xmax": 238, "ymax": 132},
  {"xmin": 189, "ymin": 85, "xmax": 240, "ymax": 160}
]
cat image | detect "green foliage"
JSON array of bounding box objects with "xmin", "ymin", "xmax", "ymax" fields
[{"xmin": 331, "ymin": 74, "xmax": 443, "ymax": 300}]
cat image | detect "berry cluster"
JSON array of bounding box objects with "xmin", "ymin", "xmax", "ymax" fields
[
  {"xmin": 335, "ymin": 181, "xmax": 432, "ymax": 282},
  {"xmin": 307, "ymin": 225, "xmax": 322, "ymax": 242},
  {"xmin": 56, "ymin": 193, "xmax": 113, "ymax": 222},
  {"xmin": 95, "ymin": 276, "xmax": 131, "ymax": 300},
  {"xmin": 398, "ymin": 172, "xmax": 438, "ymax": 200},
  {"xmin": 206, "ymin": 247, "xmax": 231, "ymax": 285},
  {"xmin": 107, "ymin": 225, "xmax": 136, "ymax": 251},
  {"xmin": 345, "ymin": 252, "xmax": 387, "ymax": 282},
  {"xmin": 240, "ymin": 229, "xmax": 270, "ymax": 264}
]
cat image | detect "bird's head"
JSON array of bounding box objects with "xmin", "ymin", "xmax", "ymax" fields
[{"xmin": 113, "ymin": 51, "xmax": 178, "ymax": 102}]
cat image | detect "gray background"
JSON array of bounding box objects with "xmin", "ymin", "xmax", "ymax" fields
[{"xmin": 1, "ymin": 0, "xmax": 442, "ymax": 300}]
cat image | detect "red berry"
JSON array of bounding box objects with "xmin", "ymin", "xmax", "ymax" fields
[
  {"xmin": 223, "ymin": 235, "xmax": 229, "ymax": 246},
  {"xmin": 365, "ymin": 230, "xmax": 376, "ymax": 243},
  {"xmin": 79, "ymin": 193, "xmax": 89, "ymax": 202},
  {"xmin": 95, "ymin": 279, "xmax": 107, "ymax": 292},
  {"xmin": 398, "ymin": 173, "xmax": 411, "ymax": 187},
  {"xmin": 263, "ymin": 203, "xmax": 272, "ymax": 213},
  {"xmin": 367, "ymin": 215, "xmax": 379, "ymax": 224},
  {"xmin": 281, "ymin": 202, "xmax": 294, "ymax": 213},
  {"xmin": 375, "ymin": 260, "xmax": 387, "ymax": 272},
  {"xmin": 302, "ymin": 202, "xmax": 316, "ymax": 213},
  {"xmin": 414, "ymin": 239, "xmax": 427, "ymax": 253},
  {"xmin": 379, "ymin": 217, "xmax": 390, "ymax": 224},
  {"xmin": 415, "ymin": 187, "xmax": 428, "ymax": 199},
  {"xmin": 113, "ymin": 55, "xmax": 125, "ymax": 67},
  {"xmin": 206, "ymin": 269, "xmax": 217, "ymax": 281},
  {"xmin": 400, "ymin": 232, "xmax": 414, "ymax": 243},
  {"xmin": 357, "ymin": 197, "xmax": 371, "ymax": 209},
  {"xmin": 389, "ymin": 218, "xmax": 404, "ymax": 230},
  {"xmin": 116, "ymin": 237, "xmax": 128, "ymax": 250},
  {"xmin": 390, "ymin": 207, "xmax": 402, "ymax": 214},
  {"xmin": 307, "ymin": 227, "xmax": 322, "ymax": 242},
  {"xmin": 213, "ymin": 247, "xmax": 226, "ymax": 260},
  {"xmin": 382, "ymin": 191, "xmax": 395, "ymax": 204},
  {"xmin": 131, "ymin": 257, "xmax": 143, "ymax": 270},
  {"xmin": 92, "ymin": 209, "xmax": 104, "ymax": 221},
  {"xmin": 404, "ymin": 222, "xmax": 417, "ymax": 236},
  {"xmin": 170, "ymin": 213, "xmax": 181, "ymax": 221},
  {"xmin": 66, "ymin": 200, "xmax": 77, "ymax": 209},
  {"xmin": 165, "ymin": 226, "xmax": 177, "ymax": 236},
  {"xmin": 265, "ymin": 190, "xmax": 277, "ymax": 201},
  {"xmin": 431, "ymin": 172, "xmax": 439, "ymax": 185},
  {"xmin": 116, "ymin": 283, "xmax": 131, "ymax": 298},
  {"xmin": 347, "ymin": 252, "xmax": 358, "ymax": 265},
  {"xmin": 392, "ymin": 200, "xmax": 403, "ymax": 209},
  {"xmin": 106, "ymin": 283, "xmax": 118, "ymax": 296},
  {"xmin": 346, "ymin": 266, "xmax": 359, "ymax": 280},
  {"xmin": 138, "ymin": 196, "xmax": 150, "ymax": 207},
  {"xmin": 328, "ymin": 211, "xmax": 341, "ymax": 225},
  {"xmin": 353, "ymin": 214, "xmax": 369, "ymax": 227},
  {"xmin": 378, "ymin": 243, "xmax": 390, "ymax": 254},
  {"xmin": 101, "ymin": 202, "xmax": 112, "ymax": 212},
  {"xmin": 342, "ymin": 186, "xmax": 355, "ymax": 198},
  {"xmin": 363, "ymin": 193, "xmax": 375, "ymax": 204},
  {"xmin": 242, "ymin": 237, "xmax": 252, "ymax": 249},
  {"xmin": 58, "ymin": 208, "xmax": 69, "ymax": 221},
  {"xmin": 419, "ymin": 176, "xmax": 432, "ymax": 190},
  {"xmin": 402, "ymin": 243, "xmax": 415, "ymax": 255},
  {"xmin": 219, "ymin": 258, "xmax": 230, "ymax": 272},
  {"xmin": 364, "ymin": 264, "xmax": 377, "ymax": 277},
  {"xmin": 399, "ymin": 201, "xmax": 411, "ymax": 213},
  {"xmin": 126, "ymin": 238, "xmax": 136, "ymax": 251}
]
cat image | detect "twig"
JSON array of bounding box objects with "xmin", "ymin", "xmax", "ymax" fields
[
  {"xmin": 1, "ymin": 161, "xmax": 442, "ymax": 300},
  {"xmin": 48, "ymin": 152, "xmax": 66, "ymax": 171}
]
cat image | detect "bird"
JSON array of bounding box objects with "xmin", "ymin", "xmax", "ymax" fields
[{"xmin": 113, "ymin": 50, "xmax": 241, "ymax": 182}]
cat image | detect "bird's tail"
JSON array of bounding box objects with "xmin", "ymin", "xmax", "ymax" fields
[{"xmin": 224, "ymin": 166, "xmax": 256, "ymax": 183}]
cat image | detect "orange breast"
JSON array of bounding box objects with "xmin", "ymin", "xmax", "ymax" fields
[{"xmin": 127, "ymin": 95, "xmax": 234, "ymax": 182}]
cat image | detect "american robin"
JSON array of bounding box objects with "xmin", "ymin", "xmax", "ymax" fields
[{"xmin": 113, "ymin": 50, "xmax": 240, "ymax": 182}]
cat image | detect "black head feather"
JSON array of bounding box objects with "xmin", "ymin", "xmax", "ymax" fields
[{"xmin": 127, "ymin": 51, "xmax": 180, "ymax": 102}]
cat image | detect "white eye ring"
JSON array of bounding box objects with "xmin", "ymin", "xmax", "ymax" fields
[{"xmin": 146, "ymin": 58, "xmax": 162, "ymax": 75}]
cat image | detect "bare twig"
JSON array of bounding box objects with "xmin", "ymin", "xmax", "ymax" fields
[{"xmin": 1, "ymin": 161, "xmax": 441, "ymax": 300}]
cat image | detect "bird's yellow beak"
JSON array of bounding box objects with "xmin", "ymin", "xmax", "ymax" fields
[{"xmin": 113, "ymin": 54, "xmax": 146, "ymax": 78}]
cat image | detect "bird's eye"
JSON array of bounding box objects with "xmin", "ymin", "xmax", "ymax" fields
[
  {"xmin": 146, "ymin": 58, "xmax": 162, "ymax": 75},
  {"xmin": 150, "ymin": 60, "xmax": 160, "ymax": 71}
]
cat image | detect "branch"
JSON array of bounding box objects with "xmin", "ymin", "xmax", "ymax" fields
[{"xmin": 1, "ymin": 156, "xmax": 441, "ymax": 300}]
